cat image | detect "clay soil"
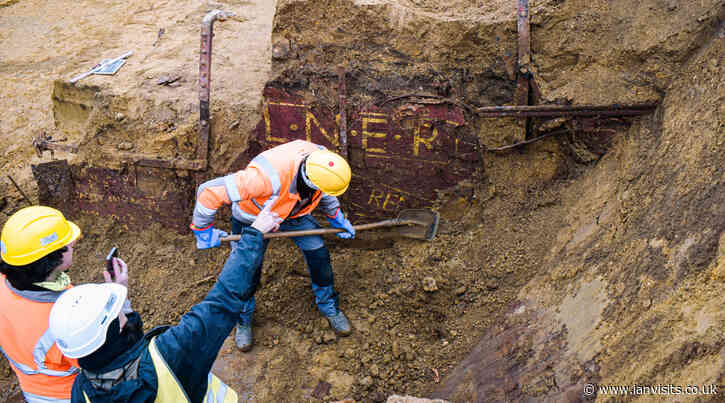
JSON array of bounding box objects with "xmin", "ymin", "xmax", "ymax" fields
[{"xmin": 2, "ymin": 0, "xmax": 725, "ymax": 402}]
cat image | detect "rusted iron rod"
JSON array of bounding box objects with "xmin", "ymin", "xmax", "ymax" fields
[
  {"xmin": 137, "ymin": 158, "xmax": 206, "ymax": 171},
  {"xmin": 33, "ymin": 138, "xmax": 79, "ymax": 156},
  {"xmin": 476, "ymin": 103, "xmax": 658, "ymax": 117},
  {"xmin": 514, "ymin": 0, "xmax": 530, "ymax": 106},
  {"xmin": 117, "ymin": 152, "xmax": 207, "ymax": 170},
  {"xmin": 377, "ymin": 93, "xmax": 444, "ymax": 107},
  {"xmin": 7, "ymin": 175, "xmax": 33, "ymax": 205},
  {"xmin": 376, "ymin": 93, "xmax": 477, "ymax": 114},
  {"xmin": 198, "ymin": 9, "xmax": 235, "ymax": 164},
  {"xmin": 337, "ymin": 66, "xmax": 348, "ymax": 160},
  {"xmin": 33, "ymin": 140, "xmax": 205, "ymax": 171},
  {"xmin": 517, "ymin": 0, "xmax": 530, "ymax": 74},
  {"xmin": 485, "ymin": 129, "xmax": 568, "ymax": 152}
]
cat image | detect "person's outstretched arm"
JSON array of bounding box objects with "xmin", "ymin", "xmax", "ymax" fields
[{"xmin": 157, "ymin": 205, "xmax": 281, "ymax": 401}]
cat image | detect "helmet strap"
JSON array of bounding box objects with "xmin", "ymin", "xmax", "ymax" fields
[
  {"xmin": 78, "ymin": 312, "xmax": 144, "ymax": 372},
  {"xmin": 33, "ymin": 271, "xmax": 71, "ymax": 292},
  {"xmin": 299, "ymin": 159, "xmax": 320, "ymax": 191}
]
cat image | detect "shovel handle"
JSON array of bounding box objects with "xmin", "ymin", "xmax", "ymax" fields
[{"xmin": 221, "ymin": 219, "xmax": 408, "ymax": 241}]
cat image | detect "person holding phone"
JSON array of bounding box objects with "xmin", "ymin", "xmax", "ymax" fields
[
  {"xmin": 105, "ymin": 247, "xmax": 118, "ymax": 280},
  {"xmin": 189, "ymin": 140, "xmax": 356, "ymax": 352},
  {"xmin": 0, "ymin": 206, "xmax": 127, "ymax": 403},
  {"xmin": 48, "ymin": 204, "xmax": 281, "ymax": 402}
]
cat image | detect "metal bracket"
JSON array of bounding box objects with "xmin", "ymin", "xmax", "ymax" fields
[{"xmin": 32, "ymin": 133, "xmax": 78, "ymax": 159}]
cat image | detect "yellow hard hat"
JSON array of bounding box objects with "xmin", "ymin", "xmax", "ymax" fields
[
  {"xmin": 305, "ymin": 149, "xmax": 351, "ymax": 196},
  {"xmin": 0, "ymin": 206, "xmax": 81, "ymax": 266}
]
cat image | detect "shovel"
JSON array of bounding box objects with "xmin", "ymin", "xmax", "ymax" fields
[{"xmin": 220, "ymin": 209, "xmax": 440, "ymax": 242}]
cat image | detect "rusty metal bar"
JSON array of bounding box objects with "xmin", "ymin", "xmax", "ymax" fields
[
  {"xmin": 199, "ymin": 9, "xmax": 235, "ymax": 164},
  {"xmin": 37, "ymin": 142, "xmax": 79, "ymax": 154},
  {"xmin": 7, "ymin": 175, "xmax": 33, "ymax": 205},
  {"xmin": 486, "ymin": 129, "xmax": 568, "ymax": 152},
  {"xmin": 33, "ymin": 137, "xmax": 207, "ymax": 171},
  {"xmin": 117, "ymin": 152, "xmax": 207, "ymax": 170},
  {"xmin": 514, "ymin": 74, "xmax": 529, "ymax": 107},
  {"xmin": 476, "ymin": 103, "xmax": 658, "ymax": 118},
  {"xmin": 516, "ymin": 0, "xmax": 531, "ymax": 74},
  {"xmin": 337, "ymin": 66, "xmax": 348, "ymax": 160},
  {"xmin": 515, "ymin": 0, "xmax": 530, "ymax": 105},
  {"xmin": 376, "ymin": 93, "xmax": 476, "ymax": 114},
  {"xmin": 33, "ymin": 137, "xmax": 79, "ymax": 157},
  {"xmin": 377, "ymin": 93, "xmax": 443, "ymax": 107}
]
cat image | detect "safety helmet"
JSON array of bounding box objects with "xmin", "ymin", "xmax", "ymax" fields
[
  {"xmin": 49, "ymin": 283, "xmax": 127, "ymax": 359},
  {"xmin": 0, "ymin": 206, "xmax": 81, "ymax": 266},
  {"xmin": 304, "ymin": 149, "xmax": 351, "ymax": 196}
]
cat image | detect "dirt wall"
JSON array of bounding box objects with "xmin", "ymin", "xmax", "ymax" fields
[
  {"xmin": 435, "ymin": 4, "xmax": 725, "ymax": 402},
  {"xmin": 1, "ymin": 0, "xmax": 724, "ymax": 402}
]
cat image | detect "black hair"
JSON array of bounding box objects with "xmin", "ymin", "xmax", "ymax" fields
[
  {"xmin": 297, "ymin": 159, "xmax": 316, "ymax": 200},
  {"xmin": 0, "ymin": 246, "xmax": 68, "ymax": 290},
  {"xmin": 78, "ymin": 312, "xmax": 144, "ymax": 371}
]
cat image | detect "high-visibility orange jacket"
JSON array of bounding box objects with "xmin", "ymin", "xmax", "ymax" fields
[
  {"xmin": 192, "ymin": 140, "xmax": 340, "ymax": 228},
  {"xmin": 0, "ymin": 276, "xmax": 78, "ymax": 402}
]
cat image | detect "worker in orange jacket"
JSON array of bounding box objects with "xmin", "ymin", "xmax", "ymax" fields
[
  {"xmin": 0, "ymin": 206, "xmax": 123, "ymax": 402},
  {"xmin": 190, "ymin": 140, "xmax": 356, "ymax": 351}
]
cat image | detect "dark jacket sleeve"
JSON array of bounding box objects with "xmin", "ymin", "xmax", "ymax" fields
[
  {"xmin": 318, "ymin": 194, "xmax": 341, "ymax": 217},
  {"xmin": 153, "ymin": 227, "xmax": 265, "ymax": 402}
]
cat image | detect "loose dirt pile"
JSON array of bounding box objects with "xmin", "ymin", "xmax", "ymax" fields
[{"xmin": 1, "ymin": 0, "xmax": 724, "ymax": 402}]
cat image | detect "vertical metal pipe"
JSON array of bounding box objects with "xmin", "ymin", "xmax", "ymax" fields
[
  {"xmin": 515, "ymin": 0, "xmax": 530, "ymax": 106},
  {"xmin": 516, "ymin": 0, "xmax": 530, "ymax": 75},
  {"xmin": 515, "ymin": 0, "xmax": 531, "ymax": 139},
  {"xmin": 198, "ymin": 10, "xmax": 235, "ymax": 164},
  {"xmin": 337, "ymin": 66, "xmax": 348, "ymax": 160}
]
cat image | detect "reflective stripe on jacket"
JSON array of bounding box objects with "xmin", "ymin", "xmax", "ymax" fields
[
  {"xmin": 147, "ymin": 338, "xmax": 235, "ymax": 403},
  {"xmin": 192, "ymin": 140, "xmax": 340, "ymax": 227},
  {"xmin": 79, "ymin": 338, "xmax": 236, "ymax": 403},
  {"xmin": 0, "ymin": 277, "xmax": 78, "ymax": 402},
  {"xmin": 71, "ymin": 227, "xmax": 266, "ymax": 403}
]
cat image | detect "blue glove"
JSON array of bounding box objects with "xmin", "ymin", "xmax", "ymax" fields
[
  {"xmin": 190, "ymin": 224, "xmax": 228, "ymax": 249},
  {"xmin": 326, "ymin": 209, "xmax": 355, "ymax": 239}
]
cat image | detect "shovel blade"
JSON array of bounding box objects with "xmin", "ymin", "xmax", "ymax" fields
[{"xmin": 395, "ymin": 209, "xmax": 440, "ymax": 241}]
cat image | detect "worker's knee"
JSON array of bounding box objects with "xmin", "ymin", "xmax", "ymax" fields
[
  {"xmin": 235, "ymin": 261, "xmax": 263, "ymax": 301},
  {"xmin": 292, "ymin": 234, "xmax": 325, "ymax": 251},
  {"xmin": 239, "ymin": 270, "xmax": 261, "ymax": 300},
  {"xmin": 304, "ymin": 247, "xmax": 334, "ymax": 287},
  {"xmin": 239, "ymin": 286, "xmax": 257, "ymax": 302}
]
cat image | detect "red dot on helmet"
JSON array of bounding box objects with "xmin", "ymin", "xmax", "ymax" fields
[{"xmin": 329, "ymin": 162, "xmax": 334, "ymax": 167}]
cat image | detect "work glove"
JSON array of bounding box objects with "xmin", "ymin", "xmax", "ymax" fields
[
  {"xmin": 190, "ymin": 223, "xmax": 228, "ymax": 249},
  {"xmin": 326, "ymin": 208, "xmax": 355, "ymax": 239},
  {"xmin": 251, "ymin": 203, "xmax": 283, "ymax": 234}
]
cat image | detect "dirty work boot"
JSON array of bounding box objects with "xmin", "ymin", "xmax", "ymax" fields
[
  {"xmin": 235, "ymin": 323, "xmax": 253, "ymax": 352},
  {"xmin": 327, "ymin": 311, "xmax": 352, "ymax": 336}
]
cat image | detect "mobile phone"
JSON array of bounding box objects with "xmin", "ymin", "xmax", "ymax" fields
[{"xmin": 106, "ymin": 247, "xmax": 119, "ymax": 279}]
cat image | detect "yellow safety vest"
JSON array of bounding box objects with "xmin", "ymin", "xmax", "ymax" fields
[{"xmin": 82, "ymin": 337, "xmax": 237, "ymax": 403}]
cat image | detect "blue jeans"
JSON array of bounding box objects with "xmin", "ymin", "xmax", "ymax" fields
[{"xmin": 231, "ymin": 215, "xmax": 339, "ymax": 324}]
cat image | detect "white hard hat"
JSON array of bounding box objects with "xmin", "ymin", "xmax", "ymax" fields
[{"xmin": 49, "ymin": 283, "xmax": 128, "ymax": 359}]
